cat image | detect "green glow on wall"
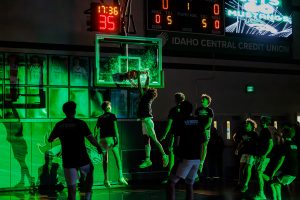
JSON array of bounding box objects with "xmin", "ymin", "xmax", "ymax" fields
[
  {"xmin": 0, "ymin": 52, "xmax": 137, "ymax": 190},
  {"xmin": 95, "ymin": 34, "xmax": 164, "ymax": 88},
  {"xmin": 0, "ymin": 120, "xmax": 116, "ymax": 190}
]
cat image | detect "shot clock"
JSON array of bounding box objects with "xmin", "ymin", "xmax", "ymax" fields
[
  {"xmin": 147, "ymin": 0, "xmax": 224, "ymax": 35},
  {"xmin": 90, "ymin": 3, "xmax": 121, "ymax": 34}
]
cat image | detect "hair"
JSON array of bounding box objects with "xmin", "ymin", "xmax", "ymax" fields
[
  {"xmin": 147, "ymin": 88, "xmax": 158, "ymax": 100},
  {"xmin": 201, "ymin": 93, "xmax": 212, "ymax": 105},
  {"xmin": 101, "ymin": 101, "xmax": 111, "ymax": 111},
  {"xmin": 174, "ymin": 92, "xmax": 185, "ymax": 103},
  {"xmin": 260, "ymin": 116, "xmax": 272, "ymax": 126},
  {"xmin": 282, "ymin": 126, "xmax": 296, "ymax": 139},
  {"xmin": 245, "ymin": 118, "xmax": 257, "ymax": 130},
  {"xmin": 62, "ymin": 101, "xmax": 76, "ymax": 116}
]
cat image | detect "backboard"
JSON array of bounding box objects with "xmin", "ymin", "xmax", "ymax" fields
[{"xmin": 95, "ymin": 34, "xmax": 164, "ymax": 88}]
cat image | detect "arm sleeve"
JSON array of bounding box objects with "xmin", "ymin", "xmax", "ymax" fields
[
  {"xmin": 96, "ymin": 117, "xmax": 101, "ymax": 128},
  {"xmin": 111, "ymin": 114, "xmax": 117, "ymax": 122}
]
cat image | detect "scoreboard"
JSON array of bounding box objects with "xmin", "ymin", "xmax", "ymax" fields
[
  {"xmin": 147, "ymin": 0, "xmax": 292, "ymax": 38},
  {"xmin": 90, "ymin": 3, "xmax": 121, "ymax": 34},
  {"xmin": 146, "ymin": 0, "xmax": 293, "ymax": 59},
  {"xmin": 147, "ymin": 0, "xmax": 224, "ymax": 35},
  {"xmin": 87, "ymin": 0, "xmax": 294, "ymax": 59}
]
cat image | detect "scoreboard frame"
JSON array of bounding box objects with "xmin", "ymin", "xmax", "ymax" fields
[{"xmin": 146, "ymin": 0, "xmax": 225, "ymax": 36}]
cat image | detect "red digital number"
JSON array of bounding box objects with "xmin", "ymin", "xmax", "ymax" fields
[
  {"xmin": 162, "ymin": 0, "xmax": 169, "ymax": 10},
  {"xmin": 155, "ymin": 14, "xmax": 161, "ymax": 24},
  {"xmin": 214, "ymin": 4, "xmax": 220, "ymax": 15},
  {"xmin": 214, "ymin": 20, "xmax": 220, "ymax": 29},
  {"xmin": 107, "ymin": 16, "xmax": 115, "ymax": 30},
  {"xmin": 99, "ymin": 15, "xmax": 116, "ymax": 31},
  {"xmin": 99, "ymin": 15, "xmax": 107, "ymax": 30}
]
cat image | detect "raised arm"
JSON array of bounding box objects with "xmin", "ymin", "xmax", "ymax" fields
[
  {"xmin": 129, "ymin": 78, "xmax": 138, "ymax": 88},
  {"xmin": 128, "ymin": 70, "xmax": 138, "ymax": 87},
  {"xmin": 144, "ymin": 71, "xmax": 150, "ymax": 90},
  {"xmin": 137, "ymin": 71, "xmax": 144, "ymax": 96}
]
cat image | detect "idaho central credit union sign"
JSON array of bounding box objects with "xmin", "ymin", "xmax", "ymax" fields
[{"xmin": 147, "ymin": 31, "xmax": 291, "ymax": 58}]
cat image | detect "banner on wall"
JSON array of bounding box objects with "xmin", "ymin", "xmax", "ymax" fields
[
  {"xmin": 147, "ymin": 30, "xmax": 292, "ymax": 59},
  {"xmin": 225, "ymin": 0, "xmax": 293, "ymax": 38}
]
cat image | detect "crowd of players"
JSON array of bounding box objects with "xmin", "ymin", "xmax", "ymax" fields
[{"xmin": 47, "ymin": 71, "xmax": 298, "ymax": 200}]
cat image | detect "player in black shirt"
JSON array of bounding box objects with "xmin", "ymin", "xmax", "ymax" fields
[
  {"xmin": 194, "ymin": 94, "xmax": 214, "ymax": 173},
  {"xmin": 235, "ymin": 118, "xmax": 258, "ymax": 193},
  {"xmin": 253, "ymin": 116, "xmax": 274, "ymax": 200},
  {"xmin": 167, "ymin": 101, "xmax": 200, "ymax": 200},
  {"xmin": 270, "ymin": 126, "xmax": 298, "ymax": 200},
  {"xmin": 94, "ymin": 101, "xmax": 128, "ymax": 187},
  {"xmin": 160, "ymin": 92, "xmax": 186, "ymax": 178},
  {"xmin": 48, "ymin": 101, "xmax": 102, "ymax": 200},
  {"xmin": 263, "ymin": 129, "xmax": 285, "ymax": 182},
  {"xmin": 135, "ymin": 71, "xmax": 169, "ymax": 169}
]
